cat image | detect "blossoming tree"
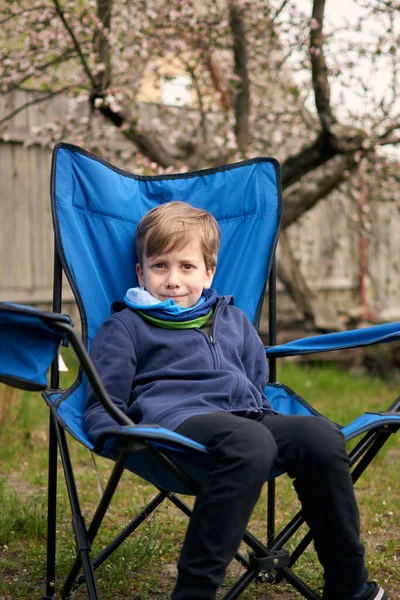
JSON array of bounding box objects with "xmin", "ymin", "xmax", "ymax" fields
[{"xmin": 1, "ymin": 0, "xmax": 399, "ymax": 324}]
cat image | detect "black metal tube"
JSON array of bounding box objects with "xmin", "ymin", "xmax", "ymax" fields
[
  {"xmin": 55, "ymin": 422, "xmax": 84, "ymax": 517},
  {"xmin": 44, "ymin": 414, "xmax": 58, "ymax": 600},
  {"xmin": 50, "ymin": 250, "xmax": 62, "ymax": 390},
  {"xmin": 78, "ymin": 551, "xmax": 99, "ymax": 600},
  {"xmin": 268, "ymin": 258, "xmax": 277, "ymax": 381},
  {"xmin": 388, "ymin": 395, "xmax": 400, "ymax": 412},
  {"xmin": 44, "ymin": 234, "xmax": 64, "ymax": 599},
  {"xmin": 62, "ymin": 453, "xmax": 129, "ymax": 597},
  {"xmin": 87, "ymin": 453, "xmax": 129, "ymax": 540},
  {"xmin": 222, "ymin": 569, "xmax": 257, "ymax": 600},
  {"xmin": 242, "ymin": 527, "xmax": 276, "ymax": 557},
  {"xmin": 288, "ymin": 530, "xmax": 313, "ymax": 567},
  {"xmin": 73, "ymin": 491, "xmax": 167, "ymax": 592},
  {"xmin": 348, "ymin": 430, "xmax": 380, "ymax": 466},
  {"xmin": 267, "ymin": 258, "xmax": 277, "ymax": 542},
  {"xmin": 269, "ymin": 509, "xmax": 305, "ymax": 550},
  {"xmin": 68, "ymin": 326, "xmax": 132, "ymax": 426},
  {"xmin": 164, "ymin": 490, "xmax": 193, "ymax": 516},
  {"xmin": 57, "ymin": 322, "xmax": 133, "ymax": 427},
  {"xmin": 165, "ymin": 491, "xmax": 250, "ymax": 570},
  {"xmin": 52, "ymin": 252, "xmax": 62, "ymax": 311},
  {"xmin": 267, "ymin": 479, "xmax": 276, "ymax": 543},
  {"xmin": 54, "ymin": 421, "xmax": 98, "ymax": 599},
  {"xmin": 276, "ymin": 564, "xmax": 321, "ymax": 600},
  {"xmin": 351, "ymin": 431, "xmax": 392, "ymax": 484},
  {"xmin": 149, "ymin": 447, "xmax": 200, "ymax": 495}
]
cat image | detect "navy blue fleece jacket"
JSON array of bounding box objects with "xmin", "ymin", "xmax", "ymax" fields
[{"xmin": 84, "ymin": 295, "xmax": 272, "ymax": 446}]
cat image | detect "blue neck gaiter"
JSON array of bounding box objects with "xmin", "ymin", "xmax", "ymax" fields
[{"xmin": 123, "ymin": 287, "xmax": 218, "ymax": 322}]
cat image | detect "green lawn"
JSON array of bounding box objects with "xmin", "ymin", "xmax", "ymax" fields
[{"xmin": 0, "ymin": 351, "xmax": 398, "ymax": 599}]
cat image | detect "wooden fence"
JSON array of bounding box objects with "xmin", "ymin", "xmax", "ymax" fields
[{"xmin": 1, "ymin": 91, "xmax": 399, "ymax": 328}]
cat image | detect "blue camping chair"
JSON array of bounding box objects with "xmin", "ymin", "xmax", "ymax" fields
[{"xmin": 1, "ymin": 142, "xmax": 399, "ymax": 600}]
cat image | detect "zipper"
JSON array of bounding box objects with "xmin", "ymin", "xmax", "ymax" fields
[
  {"xmin": 196, "ymin": 328, "xmax": 219, "ymax": 368},
  {"xmin": 208, "ymin": 334, "xmax": 219, "ymax": 368},
  {"xmin": 207, "ymin": 300, "xmax": 223, "ymax": 367},
  {"xmin": 195, "ymin": 298, "xmax": 226, "ymax": 367},
  {"xmin": 210, "ymin": 299, "xmax": 223, "ymax": 342}
]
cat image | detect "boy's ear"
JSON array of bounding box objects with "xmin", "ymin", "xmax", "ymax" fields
[
  {"xmin": 204, "ymin": 266, "xmax": 216, "ymax": 289},
  {"xmin": 136, "ymin": 263, "xmax": 145, "ymax": 286}
]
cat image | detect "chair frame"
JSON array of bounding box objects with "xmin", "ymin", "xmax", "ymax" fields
[{"xmin": 39, "ymin": 251, "xmax": 400, "ymax": 600}]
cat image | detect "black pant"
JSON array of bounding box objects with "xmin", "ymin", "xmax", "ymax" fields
[{"xmin": 171, "ymin": 411, "xmax": 368, "ymax": 600}]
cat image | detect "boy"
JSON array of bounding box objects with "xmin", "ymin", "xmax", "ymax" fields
[{"xmin": 84, "ymin": 201, "xmax": 386, "ymax": 600}]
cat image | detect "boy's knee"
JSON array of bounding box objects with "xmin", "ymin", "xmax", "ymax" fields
[
  {"xmin": 300, "ymin": 418, "xmax": 347, "ymax": 467},
  {"xmin": 209, "ymin": 421, "xmax": 277, "ymax": 483},
  {"xmin": 242, "ymin": 434, "xmax": 277, "ymax": 482}
]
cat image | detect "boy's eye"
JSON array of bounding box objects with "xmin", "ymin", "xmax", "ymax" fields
[
  {"xmin": 152, "ymin": 263, "xmax": 166, "ymax": 269},
  {"xmin": 182, "ymin": 264, "xmax": 193, "ymax": 270}
]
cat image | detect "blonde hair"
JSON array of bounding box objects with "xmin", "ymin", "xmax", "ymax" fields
[{"xmin": 136, "ymin": 201, "xmax": 220, "ymax": 269}]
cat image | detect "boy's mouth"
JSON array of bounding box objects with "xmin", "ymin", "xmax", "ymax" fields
[{"xmin": 160, "ymin": 294, "xmax": 185, "ymax": 300}]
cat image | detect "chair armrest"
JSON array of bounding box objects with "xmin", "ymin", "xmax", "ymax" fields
[
  {"xmin": 96, "ymin": 425, "xmax": 208, "ymax": 454},
  {"xmin": 0, "ymin": 302, "xmax": 73, "ymax": 332},
  {"xmin": 265, "ymin": 321, "xmax": 400, "ymax": 358},
  {"xmin": 0, "ymin": 302, "xmax": 72, "ymax": 391},
  {"xmin": 0, "ymin": 302, "xmax": 131, "ymax": 428}
]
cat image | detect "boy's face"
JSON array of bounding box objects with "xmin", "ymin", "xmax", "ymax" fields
[{"xmin": 136, "ymin": 239, "xmax": 216, "ymax": 308}]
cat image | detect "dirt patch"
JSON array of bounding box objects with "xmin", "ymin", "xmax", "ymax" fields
[{"xmin": 2, "ymin": 471, "xmax": 38, "ymax": 498}]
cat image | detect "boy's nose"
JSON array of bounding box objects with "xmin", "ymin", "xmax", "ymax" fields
[{"xmin": 166, "ymin": 270, "xmax": 180, "ymax": 288}]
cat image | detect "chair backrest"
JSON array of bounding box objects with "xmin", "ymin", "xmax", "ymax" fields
[{"xmin": 51, "ymin": 143, "xmax": 282, "ymax": 435}]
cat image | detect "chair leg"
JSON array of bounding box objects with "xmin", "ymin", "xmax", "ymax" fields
[
  {"xmin": 222, "ymin": 569, "xmax": 257, "ymax": 600},
  {"xmin": 277, "ymin": 565, "xmax": 322, "ymax": 599},
  {"xmin": 54, "ymin": 421, "xmax": 99, "ymax": 600},
  {"xmin": 267, "ymin": 479, "xmax": 276, "ymax": 543},
  {"xmin": 72, "ymin": 490, "xmax": 168, "ymax": 593},
  {"xmin": 351, "ymin": 430, "xmax": 393, "ymax": 483},
  {"xmin": 43, "ymin": 413, "xmax": 58, "ymax": 600},
  {"xmin": 63, "ymin": 452, "xmax": 130, "ymax": 596},
  {"xmin": 166, "ymin": 491, "xmax": 250, "ymax": 570},
  {"xmin": 77, "ymin": 551, "xmax": 98, "ymax": 600}
]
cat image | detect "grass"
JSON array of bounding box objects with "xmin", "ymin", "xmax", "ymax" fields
[{"xmin": 0, "ymin": 349, "xmax": 399, "ymax": 599}]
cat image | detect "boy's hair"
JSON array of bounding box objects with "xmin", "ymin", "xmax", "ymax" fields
[{"xmin": 136, "ymin": 201, "xmax": 220, "ymax": 269}]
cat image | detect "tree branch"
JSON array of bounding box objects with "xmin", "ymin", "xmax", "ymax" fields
[
  {"xmin": 96, "ymin": 0, "xmax": 112, "ymax": 90},
  {"xmin": 379, "ymin": 136, "xmax": 400, "ymax": 146},
  {"xmin": 0, "ymin": 5, "xmax": 54, "ymax": 26},
  {"xmin": 49, "ymin": 0, "xmax": 174, "ymax": 167},
  {"xmin": 203, "ymin": 54, "xmax": 232, "ymax": 111},
  {"xmin": 51, "ymin": 0, "xmax": 98, "ymax": 89},
  {"xmin": 278, "ymin": 0, "xmax": 376, "ymax": 189},
  {"xmin": 276, "ymin": 229, "xmax": 317, "ymax": 321},
  {"xmin": 189, "ymin": 35, "xmax": 231, "ymax": 111},
  {"xmin": 276, "ymin": 228, "xmax": 343, "ymax": 330},
  {"xmin": 310, "ymin": 0, "xmax": 337, "ymax": 132},
  {"xmin": 378, "ymin": 121, "xmax": 400, "ymax": 140},
  {"xmin": 281, "ymin": 154, "xmax": 356, "ymax": 229},
  {"xmin": 87, "ymin": 90, "xmax": 176, "ymax": 167},
  {"xmin": 122, "ymin": 126, "xmax": 176, "ymax": 168},
  {"xmin": 4, "ymin": 49, "xmax": 76, "ymax": 93},
  {"xmin": 277, "ymin": 153, "xmax": 358, "ymax": 330},
  {"xmin": 183, "ymin": 60, "xmax": 208, "ymax": 145},
  {"xmin": 271, "ymin": 0, "xmax": 290, "ymax": 22},
  {"xmin": 281, "ymin": 121, "xmax": 367, "ymax": 188},
  {"xmin": 281, "ymin": 131, "xmax": 337, "ymax": 187},
  {"xmin": 0, "ymin": 86, "xmax": 75, "ymax": 127},
  {"xmin": 229, "ymin": 1, "xmax": 250, "ymax": 152}
]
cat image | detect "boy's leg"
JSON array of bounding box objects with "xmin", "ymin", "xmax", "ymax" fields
[
  {"xmin": 172, "ymin": 411, "xmax": 278, "ymax": 600},
  {"xmin": 258, "ymin": 413, "xmax": 369, "ymax": 598}
]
